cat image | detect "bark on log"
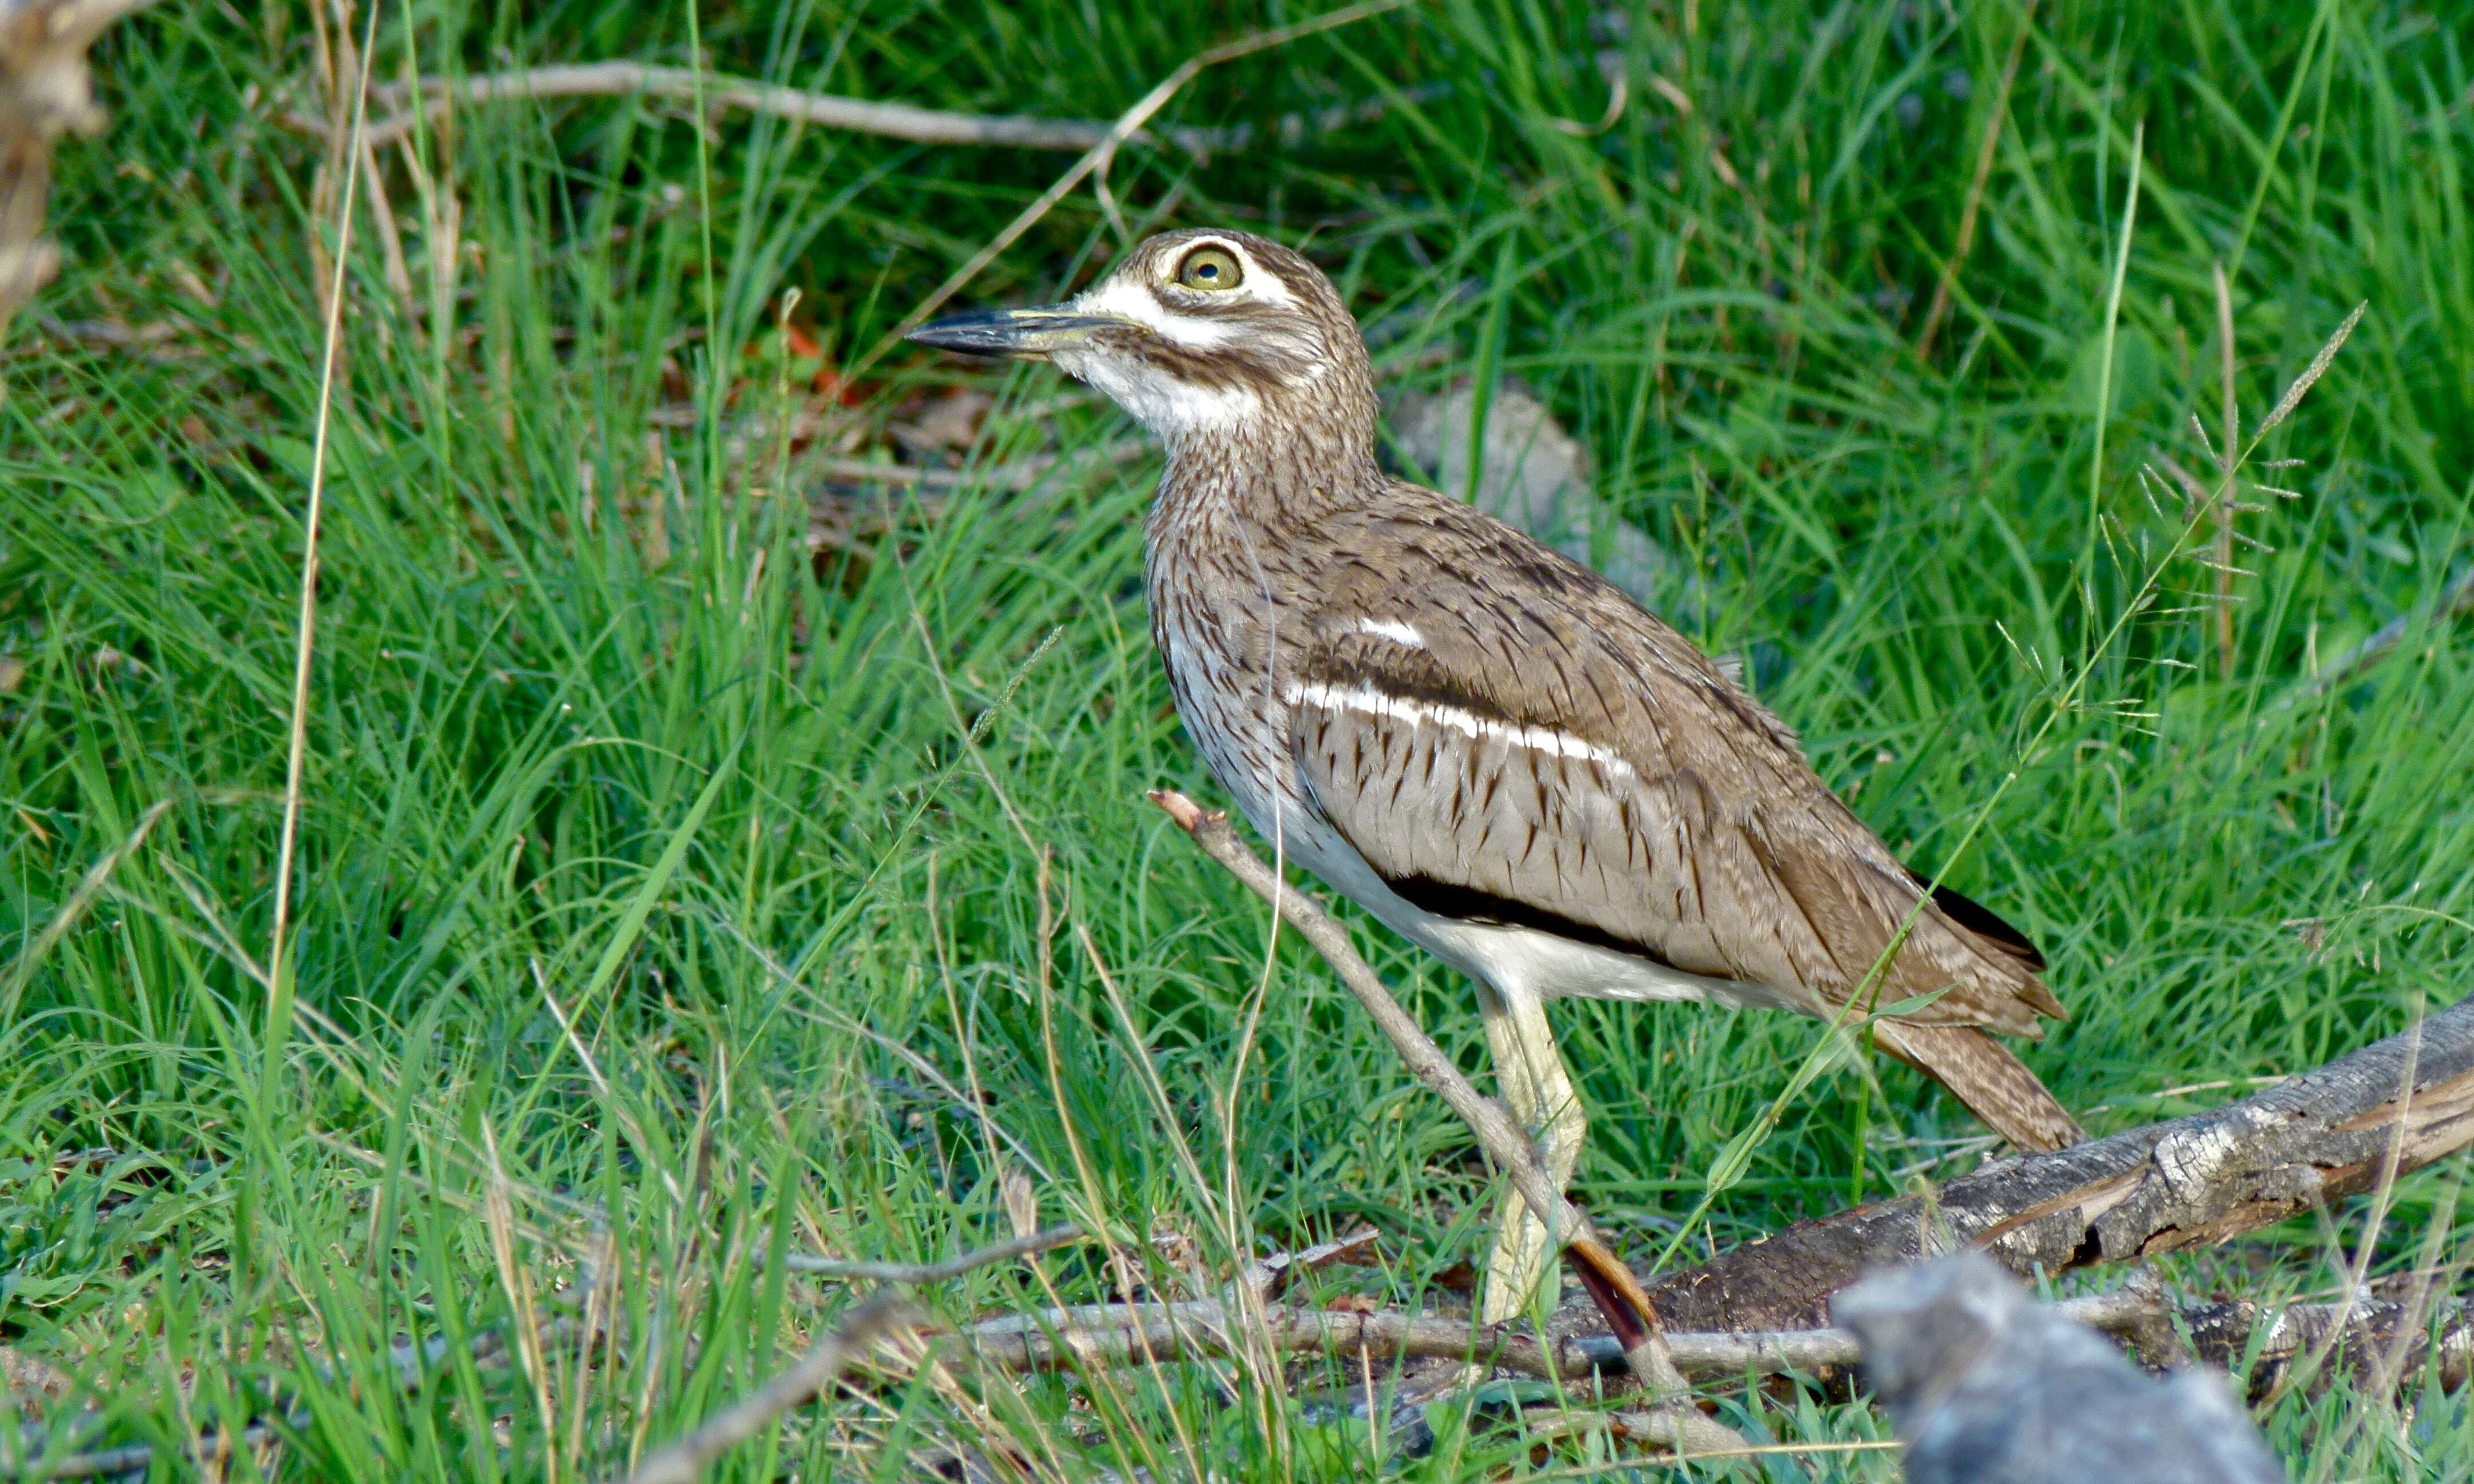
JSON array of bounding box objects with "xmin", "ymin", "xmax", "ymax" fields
[
  {"xmin": 1633, "ymin": 996, "xmax": 2474, "ymax": 1332},
  {"xmin": 2183, "ymin": 1293, "xmax": 2473, "ymax": 1400}
]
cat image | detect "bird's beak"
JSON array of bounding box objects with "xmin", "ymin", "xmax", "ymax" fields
[{"xmin": 904, "ymin": 307, "xmax": 1129, "ymax": 361}]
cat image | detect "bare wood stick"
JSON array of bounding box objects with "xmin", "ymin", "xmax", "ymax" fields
[
  {"xmin": 870, "ymin": 0, "xmax": 1413, "ymax": 364},
  {"xmin": 1239, "ymin": 1226, "xmax": 1382, "ymax": 1298},
  {"xmin": 1150, "ymin": 790, "xmax": 1710, "ymax": 1411},
  {"xmin": 2284, "ymin": 563, "xmax": 2474, "ymax": 704},
  {"xmin": 320, "ymin": 62, "xmax": 1198, "ymax": 155},
  {"xmin": 940, "ymin": 1288, "xmax": 2472, "ymax": 1395},
  {"xmin": 614, "ymin": 1294, "xmax": 911, "ymax": 1484},
  {"xmin": 955, "ymin": 1295, "xmax": 1770, "ymax": 1380},
  {"xmin": 1633, "ymin": 993, "xmax": 2474, "ymax": 1333},
  {"xmin": 778, "ymin": 1225, "xmax": 1085, "ymax": 1281},
  {"xmin": 0, "ymin": 0, "xmax": 163, "ymax": 336},
  {"xmin": 615, "ymin": 1222, "xmax": 1084, "ymax": 1484},
  {"xmin": 304, "ymin": 54, "xmax": 1455, "ymax": 161}
]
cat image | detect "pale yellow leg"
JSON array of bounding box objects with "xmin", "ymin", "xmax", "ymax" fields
[{"xmin": 1475, "ymin": 981, "xmax": 1587, "ymax": 1325}]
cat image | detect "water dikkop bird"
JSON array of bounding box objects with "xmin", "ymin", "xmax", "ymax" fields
[{"xmin": 909, "ymin": 229, "xmax": 2083, "ymax": 1324}]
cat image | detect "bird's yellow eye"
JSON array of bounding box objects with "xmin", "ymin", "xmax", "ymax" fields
[{"xmin": 1175, "ymin": 245, "xmax": 1243, "ymax": 291}]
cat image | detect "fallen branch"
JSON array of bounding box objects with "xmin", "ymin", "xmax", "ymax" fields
[
  {"xmin": 333, "ymin": 63, "xmax": 1187, "ymax": 155},
  {"xmin": 2181, "ymin": 1290, "xmax": 2474, "ymax": 1399},
  {"xmin": 873, "ymin": 0, "xmax": 1415, "ymax": 361},
  {"xmin": 778, "ymin": 1224, "xmax": 1084, "ymax": 1281},
  {"xmin": 940, "ymin": 1284, "xmax": 2471, "ymax": 1396},
  {"xmin": 2284, "ymin": 563, "xmax": 2474, "ymax": 705},
  {"xmin": 1151, "ymin": 790, "xmax": 1723, "ymax": 1434},
  {"xmin": 614, "ymin": 1293, "xmax": 912, "ymax": 1484},
  {"xmin": 0, "ymin": 0, "xmax": 161, "ymax": 336},
  {"xmin": 611, "ymin": 1224, "xmax": 1092, "ymax": 1484},
  {"xmin": 1634, "ymin": 996, "xmax": 2474, "ymax": 1332},
  {"xmin": 291, "ymin": 59, "xmax": 1454, "ymax": 160}
]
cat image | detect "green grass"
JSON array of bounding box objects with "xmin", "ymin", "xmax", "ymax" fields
[{"xmin": 5, "ymin": 0, "xmax": 2473, "ymax": 1478}]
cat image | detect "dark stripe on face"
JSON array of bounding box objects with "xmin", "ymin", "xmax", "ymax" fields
[{"xmin": 1097, "ymin": 309, "xmax": 1322, "ymax": 396}]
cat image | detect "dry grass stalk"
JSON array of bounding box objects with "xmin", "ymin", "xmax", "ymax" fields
[
  {"xmin": 262, "ymin": 0, "xmax": 379, "ymax": 1092},
  {"xmin": 613, "ymin": 1293, "xmax": 913, "ymax": 1484},
  {"xmin": 2213, "ymin": 262, "xmax": 2239, "ymax": 677},
  {"xmin": 1914, "ymin": 0, "xmax": 2038, "ymax": 362}
]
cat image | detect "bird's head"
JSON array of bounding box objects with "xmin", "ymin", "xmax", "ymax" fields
[{"xmin": 907, "ymin": 229, "xmax": 1375, "ymax": 459}]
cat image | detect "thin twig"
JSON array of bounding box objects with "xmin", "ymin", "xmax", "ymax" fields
[
  {"xmin": 293, "ymin": 54, "xmax": 1453, "ymax": 161},
  {"xmin": 318, "ymin": 61, "xmax": 1200, "ymax": 155},
  {"xmin": 2280, "ymin": 563, "xmax": 2474, "ymax": 705},
  {"xmin": 614, "ymin": 1220, "xmax": 1088, "ymax": 1484},
  {"xmin": 1150, "ymin": 790, "xmax": 1716, "ymax": 1418},
  {"xmin": 864, "ymin": 0, "xmax": 1415, "ymax": 371},
  {"xmin": 613, "ymin": 1294, "xmax": 911, "ymax": 1484},
  {"xmin": 778, "ymin": 1225, "xmax": 1086, "ymax": 1281},
  {"xmin": 945, "ymin": 1285, "xmax": 2474, "ymax": 1395}
]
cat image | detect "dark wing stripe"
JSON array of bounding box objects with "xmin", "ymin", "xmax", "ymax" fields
[
  {"xmin": 1917, "ymin": 877, "xmax": 2048, "ymax": 972},
  {"xmin": 1380, "ymin": 870, "xmax": 1693, "ymax": 971}
]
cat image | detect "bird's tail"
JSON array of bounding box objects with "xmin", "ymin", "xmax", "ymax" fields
[{"xmin": 1871, "ymin": 1021, "xmax": 2085, "ymax": 1153}]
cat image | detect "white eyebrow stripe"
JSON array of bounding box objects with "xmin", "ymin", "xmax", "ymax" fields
[
  {"xmin": 1221, "ymin": 242, "xmax": 1295, "ymax": 305},
  {"xmin": 1071, "ymin": 278, "xmax": 1236, "ymax": 349},
  {"xmin": 1285, "ymin": 680, "xmax": 1634, "ymax": 776},
  {"xmin": 1354, "ymin": 617, "xmax": 1425, "ymax": 648}
]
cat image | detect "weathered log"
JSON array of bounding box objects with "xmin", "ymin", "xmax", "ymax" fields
[
  {"xmin": 2183, "ymin": 1292, "xmax": 2473, "ymax": 1400},
  {"xmin": 1634, "ymin": 997, "xmax": 2474, "ymax": 1332}
]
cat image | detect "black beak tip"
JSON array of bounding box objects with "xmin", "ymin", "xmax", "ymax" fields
[{"xmin": 904, "ymin": 311, "xmax": 1022, "ymax": 357}]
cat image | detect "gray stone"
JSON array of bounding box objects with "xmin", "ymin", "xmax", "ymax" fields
[{"xmin": 1834, "ymin": 1255, "xmax": 2287, "ymax": 1484}]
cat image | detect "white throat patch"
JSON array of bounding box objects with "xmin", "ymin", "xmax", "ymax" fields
[{"xmin": 1050, "ymin": 341, "xmax": 1263, "ymax": 441}]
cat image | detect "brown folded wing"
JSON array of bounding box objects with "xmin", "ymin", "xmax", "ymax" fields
[{"xmin": 1285, "ymin": 499, "xmax": 2063, "ymax": 1038}]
